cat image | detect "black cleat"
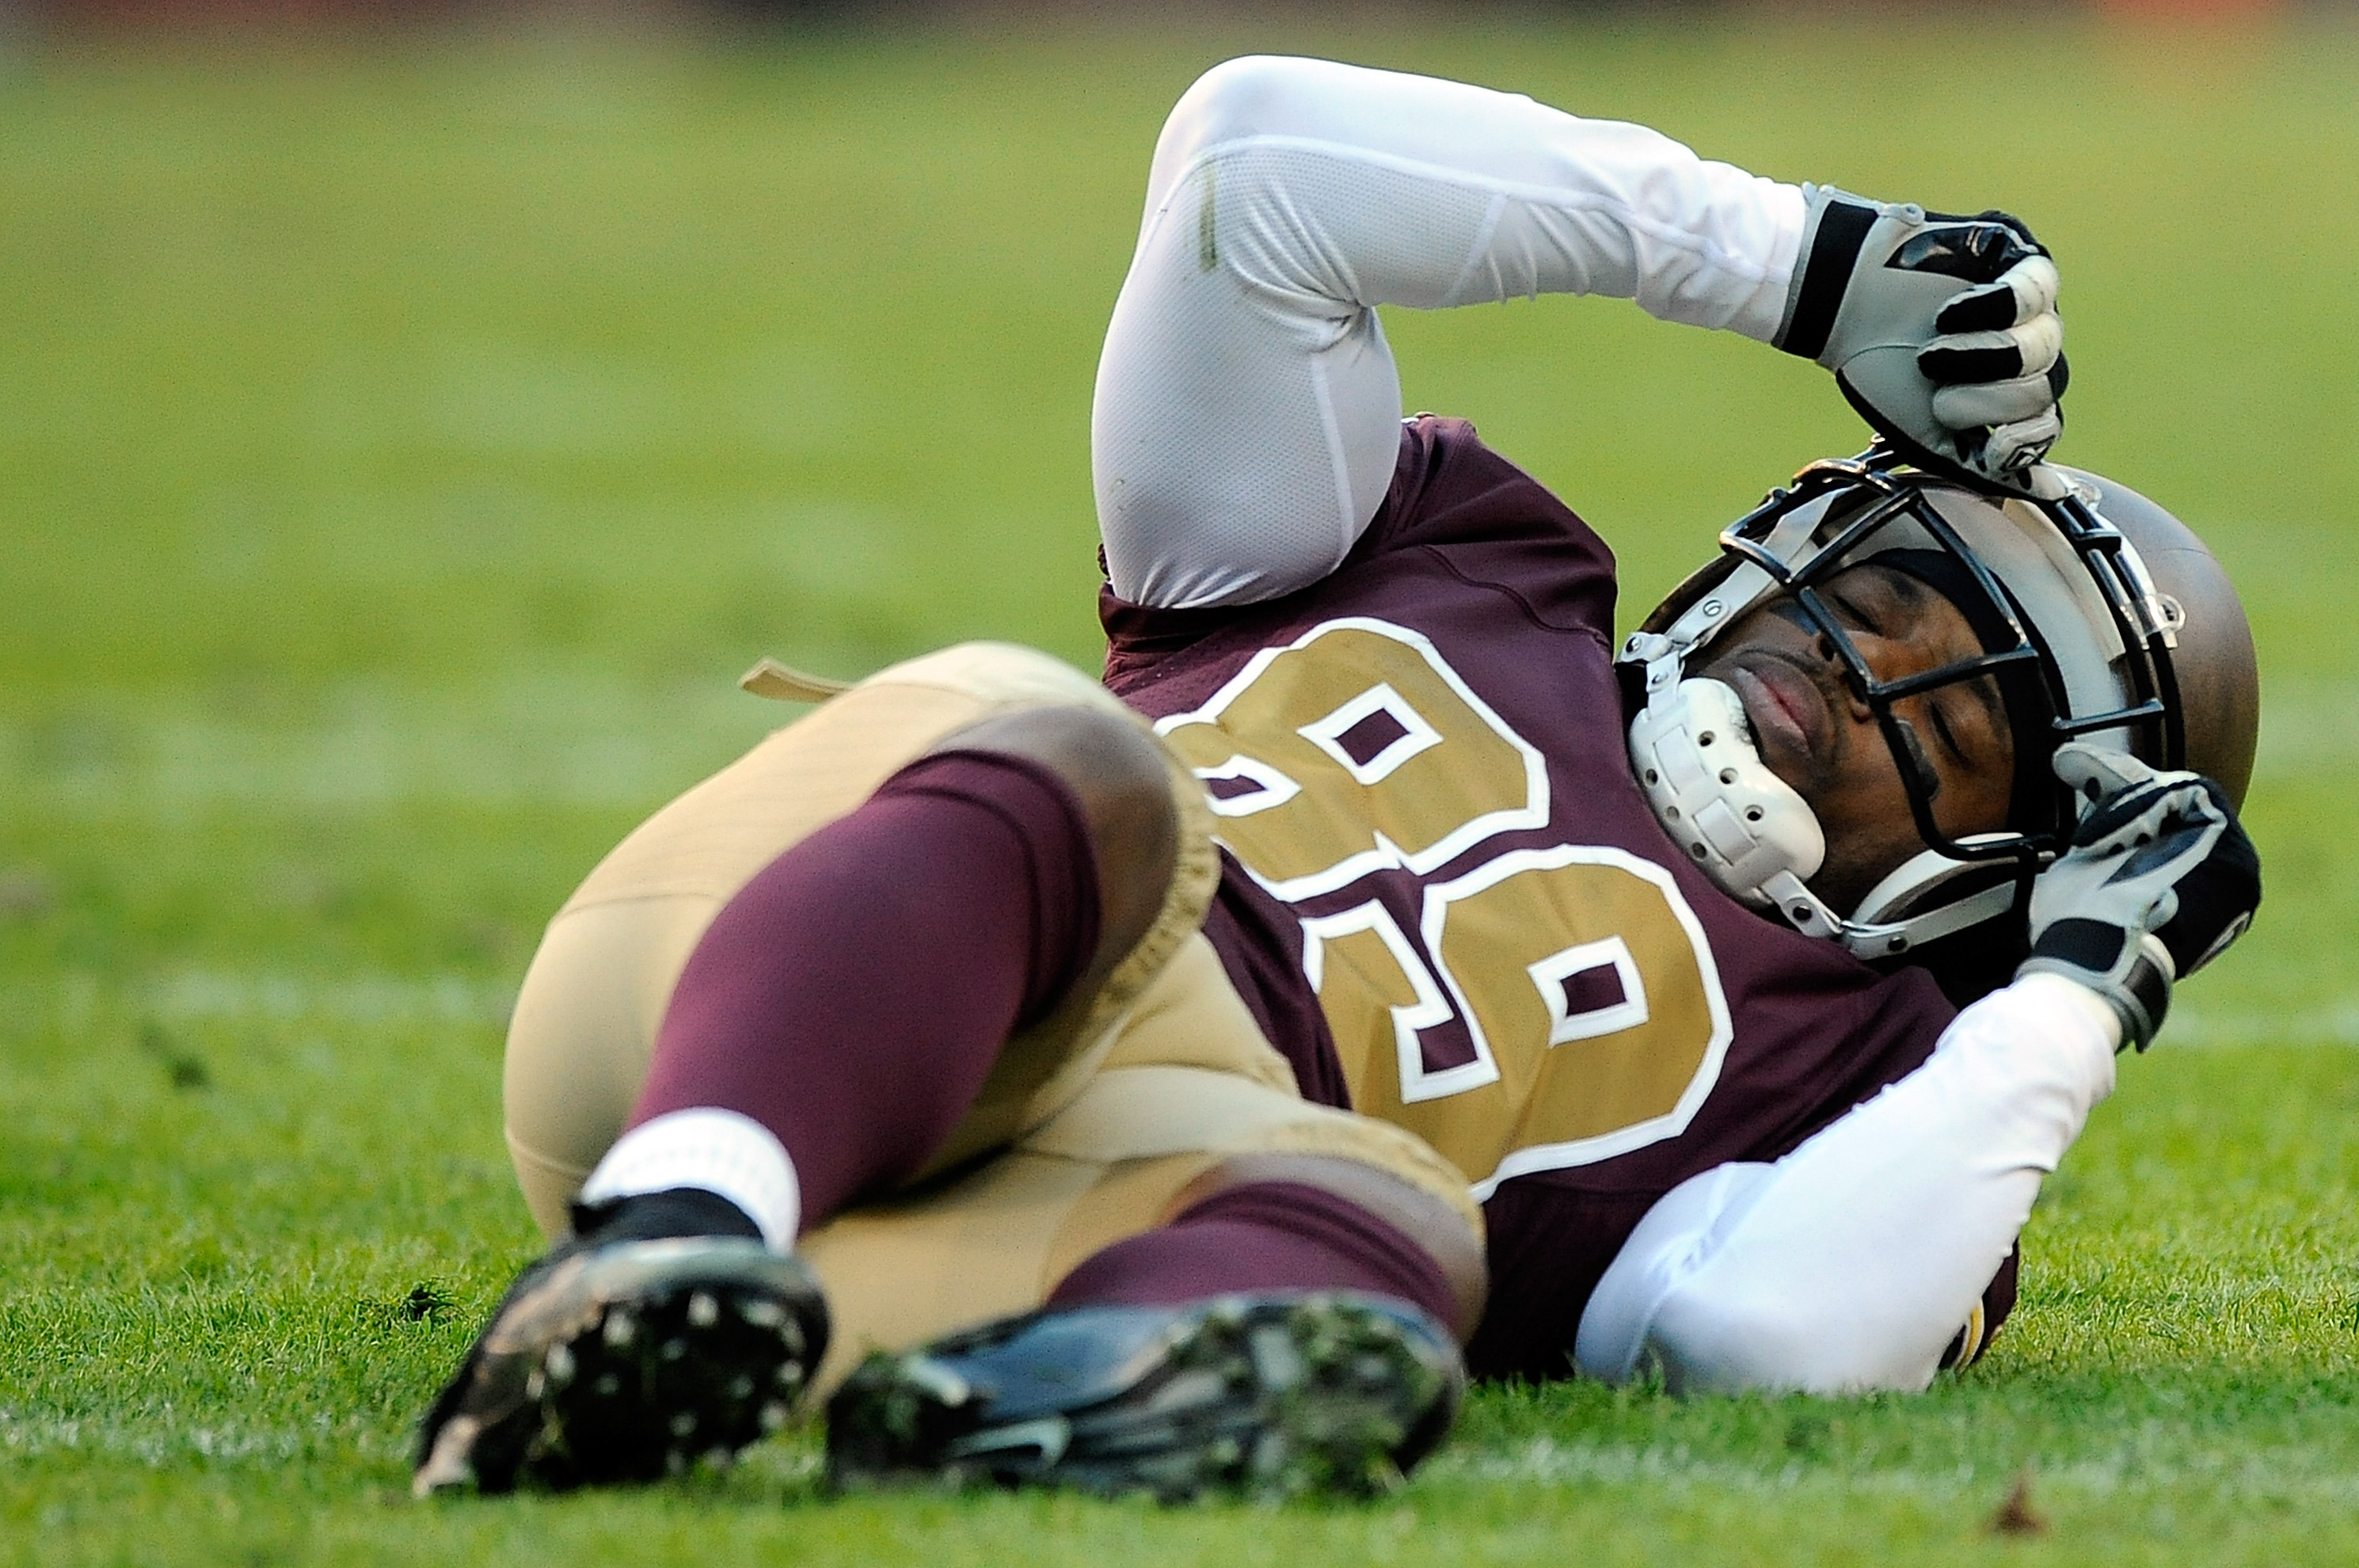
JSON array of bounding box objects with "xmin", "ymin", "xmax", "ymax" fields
[
  {"xmin": 413, "ymin": 1235, "xmax": 829, "ymax": 1496},
  {"xmin": 826, "ymin": 1291, "xmax": 1463, "ymax": 1501}
]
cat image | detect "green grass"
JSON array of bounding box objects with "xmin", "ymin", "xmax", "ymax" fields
[{"xmin": 3, "ymin": 11, "xmax": 2357, "ymax": 1564}]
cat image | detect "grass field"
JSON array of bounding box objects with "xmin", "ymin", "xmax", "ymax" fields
[{"xmin": 3, "ymin": 10, "xmax": 2357, "ymax": 1564}]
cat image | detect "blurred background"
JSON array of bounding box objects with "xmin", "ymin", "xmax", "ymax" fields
[
  {"xmin": 0, "ymin": 0, "xmax": 2348, "ymax": 1040},
  {"xmin": 0, "ymin": 0, "xmax": 2311, "ymax": 28}
]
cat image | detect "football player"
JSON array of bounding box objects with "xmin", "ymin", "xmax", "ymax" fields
[{"xmin": 413, "ymin": 56, "xmax": 2261, "ymax": 1499}]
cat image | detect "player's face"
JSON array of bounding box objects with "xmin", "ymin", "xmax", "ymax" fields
[{"xmin": 1699, "ymin": 562, "xmax": 2016, "ymax": 913}]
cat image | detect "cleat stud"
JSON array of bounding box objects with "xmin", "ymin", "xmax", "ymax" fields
[
  {"xmin": 660, "ymin": 1338, "xmax": 687, "ymax": 1361},
  {"xmin": 688, "ymin": 1292, "xmax": 720, "ymax": 1328},
  {"xmin": 727, "ymin": 1374, "xmax": 755, "ymax": 1400},
  {"xmin": 1247, "ymin": 1326, "xmax": 1304, "ymax": 1391},
  {"xmin": 669, "ymin": 1412, "xmax": 698, "ymax": 1438},
  {"xmin": 594, "ymin": 1372, "xmax": 622, "ymax": 1397},
  {"xmin": 901, "ymin": 1357, "xmax": 972, "ymax": 1406},
  {"xmin": 759, "ymin": 1401, "xmax": 790, "ymax": 1433},
  {"xmin": 543, "ymin": 1343, "xmax": 576, "ymax": 1384},
  {"xmin": 524, "ymin": 1371, "xmax": 546, "ymax": 1400},
  {"xmin": 603, "ymin": 1311, "xmax": 636, "ymax": 1348},
  {"xmin": 773, "ymin": 1364, "xmax": 805, "ymax": 1388},
  {"xmin": 737, "ymin": 1299, "xmax": 785, "ymax": 1328}
]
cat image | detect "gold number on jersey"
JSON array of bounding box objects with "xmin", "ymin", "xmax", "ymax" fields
[
  {"xmin": 1163, "ymin": 617, "xmax": 1732, "ymax": 1192},
  {"xmin": 1304, "ymin": 847, "xmax": 1731, "ymax": 1193},
  {"xmin": 1155, "ymin": 618, "xmax": 1549, "ymax": 900}
]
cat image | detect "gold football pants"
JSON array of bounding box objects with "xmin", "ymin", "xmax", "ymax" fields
[{"xmin": 500, "ymin": 641, "xmax": 1478, "ymax": 1397}]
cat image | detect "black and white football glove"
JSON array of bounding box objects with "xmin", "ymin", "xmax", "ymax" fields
[
  {"xmin": 1775, "ymin": 185, "xmax": 2068, "ymax": 497},
  {"xmin": 2015, "ymin": 744, "xmax": 2262, "ymax": 1052}
]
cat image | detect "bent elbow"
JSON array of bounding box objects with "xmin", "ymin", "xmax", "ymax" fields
[
  {"xmin": 1646, "ymin": 1286, "xmax": 1935, "ymax": 1399},
  {"xmin": 1158, "ymin": 55, "xmax": 1324, "ymax": 163}
]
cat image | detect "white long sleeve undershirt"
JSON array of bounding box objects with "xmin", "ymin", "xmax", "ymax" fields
[
  {"xmin": 1094, "ymin": 54, "xmax": 1804, "ymax": 610},
  {"xmin": 1574, "ymin": 974, "xmax": 2121, "ymax": 1394}
]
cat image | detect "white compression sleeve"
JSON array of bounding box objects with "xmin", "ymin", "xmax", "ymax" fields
[
  {"xmin": 1094, "ymin": 55, "xmax": 1805, "ymax": 610},
  {"xmin": 1573, "ymin": 973, "xmax": 2121, "ymax": 1395}
]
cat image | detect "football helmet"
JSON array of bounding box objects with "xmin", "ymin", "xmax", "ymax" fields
[{"xmin": 1620, "ymin": 446, "xmax": 2257, "ymax": 988}]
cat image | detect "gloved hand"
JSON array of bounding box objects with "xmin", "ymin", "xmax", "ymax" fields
[
  {"xmin": 2015, "ymin": 744, "xmax": 2262, "ymax": 1050},
  {"xmin": 1775, "ymin": 185, "xmax": 2068, "ymax": 497}
]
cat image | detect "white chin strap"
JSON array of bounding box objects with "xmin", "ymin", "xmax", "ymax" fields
[
  {"xmin": 1623, "ymin": 653, "xmax": 2019, "ymax": 959},
  {"xmin": 1627, "ymin": 676, "xmax": 1833, "ymax": 931}
]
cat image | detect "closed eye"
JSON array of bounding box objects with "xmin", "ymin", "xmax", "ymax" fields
[
  {"xmin": 1825, "ymin": 592, "xmax": 1878, "ymax": 635},
  {"xmin": 1926, "ymin": 702, "xmax": 1967, "ymax": 767}
]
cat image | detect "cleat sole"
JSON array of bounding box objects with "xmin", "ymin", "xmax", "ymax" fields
[
  {"xmin": 827, "ymin": 1292, "xmax": 1461, "ymax": 1502},
  {"xmin": 415, "ymin": 1238, "xmax": 828, "ymax": 1495}
]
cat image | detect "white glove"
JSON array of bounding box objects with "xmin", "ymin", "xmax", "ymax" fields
[
  {"xmin": 2015, "ymin": 744, "xmax": 2262, "ymax": 1050},
  {"xmin": 1775, "ymin": 186, "xmax": 2068, "ymax": 495}
]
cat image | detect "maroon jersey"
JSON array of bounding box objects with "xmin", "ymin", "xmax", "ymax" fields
[{"xmin": 1102, "ymin": 416, "xmax": 1988, "ymax": 1380}]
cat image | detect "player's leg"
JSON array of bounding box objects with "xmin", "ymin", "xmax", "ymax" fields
[
  {"xmin": 422, "ymin": 642, "xmax": 1486, "ymax": 1498},
  {"xmin": 419, "ymin": 726, "xmax": 1170, "ymax": 1492},
  {"xmin": 811, "ymin": 1003, "xmax": 1488, "ymax": 1500},
  {"xmin": 1096, "ymin": 54, "xmax": 1802, "ymax": 609},
  {"xmin": 608, "ymin": 712, "xmax": 1176, "ymax": 1228},
  {"xmin": 823, "ymin": 1154, "xmax": 1480, "ymax": 1500},
  {"xmin": 497, "ymin": 643, "xmax": 1200, "ymax": 1236},
  {"xmin": 1053, "ymin": 1152, "xmax": 1487, "ymax": 1337},
  {"xmin": 420, "ymin": 647, "xmax": 1212, "ymax": 1495}
]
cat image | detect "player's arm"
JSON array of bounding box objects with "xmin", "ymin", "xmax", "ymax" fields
[
  {"xmin": 1096, "ymin": 55, "xmax": 2062, "ymax": 610},
  {"xmin": 1574, "ymin": 750, "xmax": 2260, "ymax": 1394},
  {"xmin": 1098, "ymin": 55, "xmax": 1799, "ymax": 610},
  {"xmin": 1573, "ymin": 973, "xmax": 2117, "ymax": 1394}
]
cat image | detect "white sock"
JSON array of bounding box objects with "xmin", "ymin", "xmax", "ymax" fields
[{"xmin": 576, "ymin": 1107, "xmax": 801, "ymax": 1254}]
